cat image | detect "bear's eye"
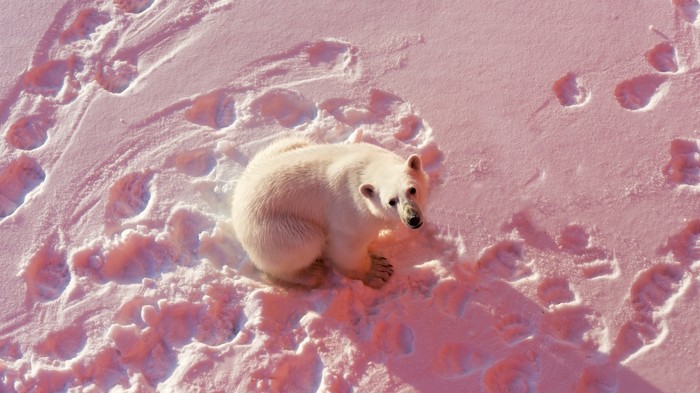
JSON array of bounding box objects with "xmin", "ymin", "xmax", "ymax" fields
[
  {"xmin": 408, "ymin": 187, "xmax": 417, "ymax": 195},
  {"xmin": 388, "ymin": 198, "xmax": 398, "ymax": 207}
]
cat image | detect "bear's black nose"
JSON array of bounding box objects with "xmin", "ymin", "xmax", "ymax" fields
[{"xmin": 408, "ymin": 216, "xmax": 422, "ymax": 229}]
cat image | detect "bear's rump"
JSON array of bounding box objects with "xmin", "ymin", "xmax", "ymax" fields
[{"xmin": 240, "ymin": 214, "xmax": 326, "ymax": 275}]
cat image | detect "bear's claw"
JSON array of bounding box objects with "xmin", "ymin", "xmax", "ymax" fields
[{"xmin": 363, "ymin": 255, "xmax": 394, "ymax": 289}]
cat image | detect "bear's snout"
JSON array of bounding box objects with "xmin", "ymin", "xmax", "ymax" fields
[
  {"xmin": 402, "ymin": 202, "xmax": 423, "ymax": 229},
  {"xmin": 407, "ymin": 215, "xmax": 422, "ymax": 229}
]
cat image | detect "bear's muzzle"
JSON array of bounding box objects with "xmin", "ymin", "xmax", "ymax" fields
[
  {"xmin": 407, "ymin": 215, "xmax": 422, "ymax": 229},
  {"xmin": 401, "ymin": 201, "xmax": 423, "ymax": 229}
]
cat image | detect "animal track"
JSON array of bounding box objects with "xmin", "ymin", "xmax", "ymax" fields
[
  {"xmin": 99, "ymin": 232, "xmax": 176, "ymax": 283},
  {"xmin": 0, "ymin": 156, "xmax": 46, "ymax": 219},
  {"xmin": 73, "ymin": 347, "xmax": 126, "ymax": 390},
  {"xmin": 250, "ymin": 39, "xmax": 358, "ymax": 90},
  {"xmin": 113, "ymin": 296, "xmax": 150, "ymax": 325},
  {"xmin": 244, "ymin": 290, "xmax": 306, "ymax": 349},
  {"xmin": 60, "ymin": 8, "xmax": 110, "ymax": 43},
  {"xmin": 416, "ymin": 142, "xmax": 444, "ymax": 173},
  {"xmin": 170, "ymin": 148, "xmax": 216, "ymax": 176},
  {"xmin": 394, "ymin": 114, "xmax": 423, "ymax": 141},
  {"xmin": 558, "ymin": 225, "xmax": 617, "ymax": 279},
  {"xmin": 541, "ymin": 306, "xmax": 605, "ymax": 351},
  {"xmin": 553, "ymin": 73, "xmax": 589, "ymax": 107},
  {"xmin": 630, "ymin": 263, "xmax": 685, "ymax": 314},
  {"xmin": 612, "ymin": 318, "xmax": 659, "ymax": 363},
  {"xmin": 141, "ymin": 300, "xmax": 200, "ymax": 346},
  {"xmin": 477, "ymin": 240, "xmax": 533, "ymax": 282},
  {"xmin": 5, "ymin": 116, "xmax": 53, "ymax": 150},
  {"xmin": 578, "ymin": 259, "xmax": 619, "ymax": 279},
  {"xmin": 663, "ymin": 138, "xmax": 700, "ymax": 186},
  {"xmin": 317, "ymin": 88, "xmax": 442, "ymax": 172},
  {"xmin": 433, "ymin": 278, "xmax": 472, "ymax": 316},
  {"xmin": 673, "ymin": 0, "xmax": 700, "ymax": 24},
  {"xmin": 24, "ymin": 243, "xmax": 70, "ymax": 301},
  {"xmin": 368, "ymin": 89, "xmax": 403, "ymax": 119},
  {"xmin": 496, "ymin": 314, "xmax": 533, "ymax": 344},
  {"xmin": 114, "ymin": 0, "xmax": 153, "ymax": 14},
  {"xmin": 166, "ymin": 208, "xmax": 214, "ymax": 255},
  {"xmin": 96, "ymin": 60, "xmax": 138, "ymax": 93},
  {"xmin": 320, "ymin": 89, "xmax": 405, "ymax": 127},
  {"xmin": 185, "ymin": 91, "xmax": 235, "ymax": 129},
  {"xmin": 371, "ymin": 319, "xmax": 414, "ymax": 356},
  {"xmin": 537, "ymin": 277, "xmax": 575, "ymax": 307},
  {"xmin": 197, "ymin": 286, "xmax": 246, "ymax": 345},
  {"xmin": 614, "ymin": 74, "xmax": 667, "ymax": 111},
  {"xmin": 23, "ymin": 60, "xmax": 71, "ymax": 96},
  {"xmin": 611, "ymin": 263, "xmax": 686, "ymax": 362},
  {"xmin": 248, "ymin": 347, "xmax": 323, "ymax": 393},
  {"xmin": 305, "ymin": 39, "xmax": 357, "ymax": 69},
  {"xmin": 108, "ymin": 323, "xmax": 176, "ymax": 385},
  {"xmin": 199, "ymin": 225, "xmax": 242, "ymax": 268},
  {"xmin": 436, "ymin": 342, "xmax": 487, "ymax": 377},
  {"xmin": 663, "ymin": 219, "xmax": 700, "ymax": 271},
  {"xmin": 646, "ymin": 42, "xmax": 679, "ymax": 73},
  {"xmin": 105, "ymin": 171, "xmax": 152, "ymax": 221},
  {"xmin": 35, "ymin": 324, "xmax": 86, "ymax": 360},
  {"xmin": 558, "ymin": 224, "xmax": 591, "ymax": 253},
  {"xmin": 483, "ymin": 352, "xmax": 540, "ymax": 393},
  {"xmin": 250, "ymin": 88, "xmax": 316, "ymax": 128}
]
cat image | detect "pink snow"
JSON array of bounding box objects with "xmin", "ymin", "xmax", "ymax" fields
[{"xmin": 1, "ymin": 1, "xmax": 699, "ymax": 392}]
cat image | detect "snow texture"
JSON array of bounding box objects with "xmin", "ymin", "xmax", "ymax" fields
[{"xmin": 1, "ymin": 0, "xmax": 699, "ymax": 392}]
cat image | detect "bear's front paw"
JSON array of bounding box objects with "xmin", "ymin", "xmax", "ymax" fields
[{"xmin": 362, "ymin": 255, "xmax": 394, "ymax": 289}]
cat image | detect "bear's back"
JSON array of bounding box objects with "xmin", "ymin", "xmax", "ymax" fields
[{"xmin": 234, "ymin": 143, "xmax": 371, "ymax": 220}]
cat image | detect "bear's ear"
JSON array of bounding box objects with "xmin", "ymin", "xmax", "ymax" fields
[
  {"xmin": 407, "ymin": 154, "xmax": 422, "ymax": 171},
  {"xmin": 359, "ymin": 184, "xmax": 375, "ymax": 199}
]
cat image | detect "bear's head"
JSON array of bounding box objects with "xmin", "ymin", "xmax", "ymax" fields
[{"xmin": 359, "ymin": 154, "xmax": 429, "ymax": 229}]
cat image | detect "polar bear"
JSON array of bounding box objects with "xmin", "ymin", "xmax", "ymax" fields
[{"xmin": 231, "ymin": 137, "xmax": 429, "ymax": 288}]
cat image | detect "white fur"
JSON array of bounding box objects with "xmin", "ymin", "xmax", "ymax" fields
[{"xmin": 231, "ymin": 137, "xmax": 429, "ymax": 288}]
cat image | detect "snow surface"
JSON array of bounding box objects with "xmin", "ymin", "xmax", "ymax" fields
[{"xmin": 1, "ymin": 0, "xmax": 700, "ymax": 392}]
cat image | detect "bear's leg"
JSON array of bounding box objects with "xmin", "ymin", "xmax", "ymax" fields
[
  {"xmin": 261, "ymin": 258, "xmax": 328, "ymax": 288},
  {"xmin": 326, "ymin": 240, "xmax": 394, "ymax": 288},
  {"xmin": 243, "ymin": 218, "xmax": 327, "ymax": 287},
  {"xmin": 325, "ymin": 239, "xmax": 370, "ymax": 279}
]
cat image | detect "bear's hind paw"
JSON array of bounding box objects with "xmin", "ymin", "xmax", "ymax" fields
[
  {"xmin": 295, "ymin": 259, "xmax": 329, "ymax": 288},
  {"xmin": 362, "ymin": 255, "xmax": 394, "ymax": 289}
]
